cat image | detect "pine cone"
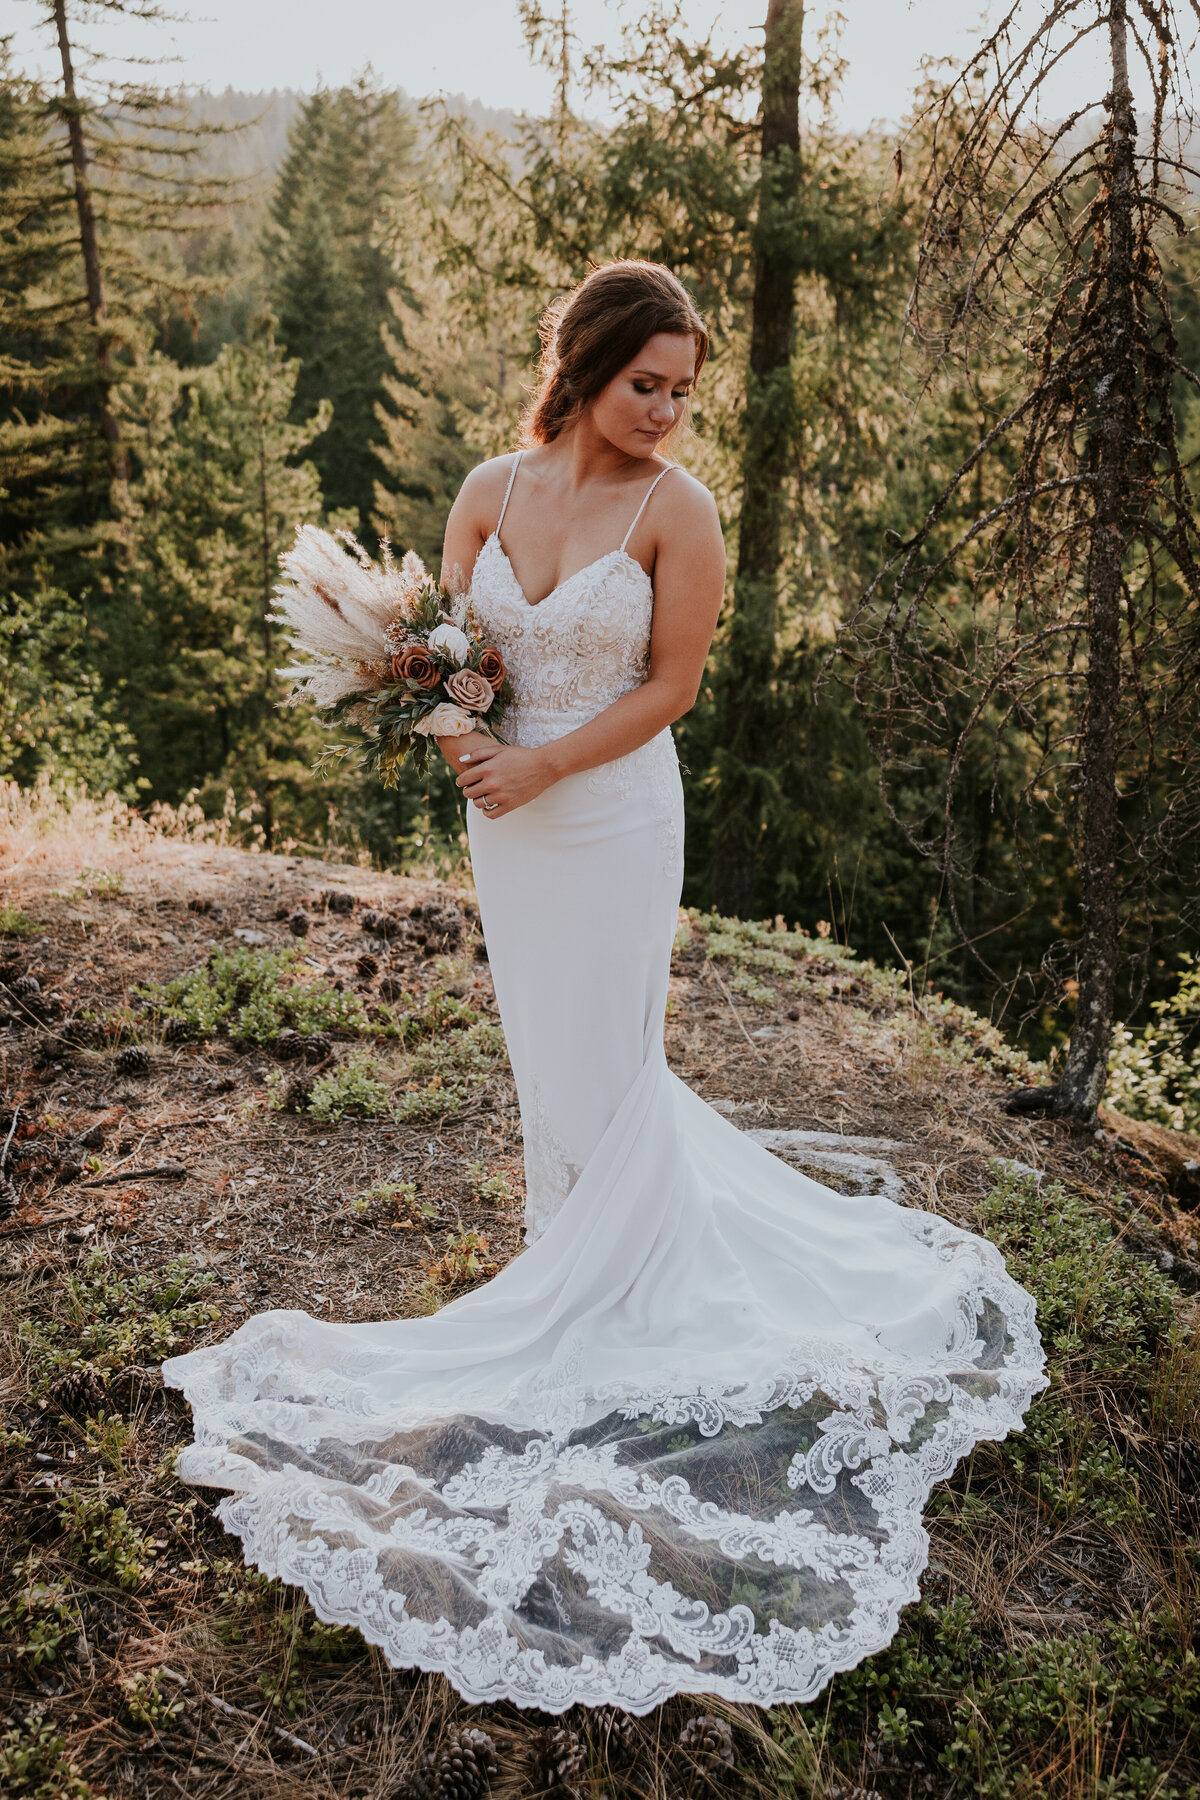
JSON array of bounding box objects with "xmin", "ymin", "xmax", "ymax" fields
[
  {"xmin": 32, "ymin": 1032, "xmax": 72, "ymax": 1071},
  {"xmin": 0, "ymin": 1174, "xmax": 18, "ymax": 1222},
  {"xmin": 361, "ymin": 909, "xmax": 405, "ymax": 940},
  {"xmin": 424, "ymin": 1728, "xmax": 498, "ymax": 1800},
  {"xmin": 282, "ymin": 1074, "xmax": 313, "ymax": 1113},
  {"xmin": 162, "ymin": 1017, "xmax": 193, "ymax": 1044},
  {"xmin": 272, "ymin": 1029, "xmax": 305, "ymax": 1061},
  {"xmin": 187, "ymin": 896, "xmax": 214, "ymax": 914},
  {"xmin": 591, "ymin": 1707, "xmax": 637, "ymax": 1765},
  {"xmin": 109, "ymin": 1364, "xmax": 164, "ymax": 1410},
  {"xmin": 378, "ymin": 975, "xmax": 408, "ymax": 1004},
  {"xmin": 677, "ymin": 1714, "xmax": 735, "ymax": 1774},
  {"xmin": 320, "ymin": 889, "xmax": 357, "ymax": 914},
  {"xmin": 67, "ymin": 1017, "xmax": 106, "ymax": 1049},
  {"xmin": 412, "ymin": 902, "xmax": 464, "ymax": 952},
  {"xmin": 288, "ymin": 910, "xmax": 310, "ymax": 938},
  {"xmin": 299, "ymin": 1032, "xmax": 332, "ymax": 1063},
  {"xmin": 531, "ymin": 1724, "xmax": 586, "ymax": 1793},
  {"xmin": 115, "ymin": 1044, "xmax": 151, "ymax": 1076},
  {"xmin": 355, "ymin": 953, "xmax": 379, "ymax": 981},
  {"xmin": 12, "ymin": 974, "xmax": 41, "ymax": 999},
  {"xmin": 49, "ymin": 1366, "xmax": 108, "ymax": 1419}
]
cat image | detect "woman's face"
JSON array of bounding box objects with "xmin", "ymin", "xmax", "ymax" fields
[{"xmin": 589, "ymin": 331, "xmax": 697, "ymax": 458}]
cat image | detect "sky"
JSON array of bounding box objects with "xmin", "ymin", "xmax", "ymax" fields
[{"xmin": 5, "ymin": 0, "xmax": 1139, "ymax": 135}]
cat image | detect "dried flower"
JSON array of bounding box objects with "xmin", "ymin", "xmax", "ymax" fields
[
  {"xmin": 273, "ymin": 525, "xmax": 400, "ymax": 661},
  {"xmin": 391, "ymin": 645, "xmax": 440, "ymax": 689},
  {"xmin": 476, "ymin": 645, "xmax": 506, "ymax": 691},
  {"xmin": 445, "ymin": 668, "xmax": 495, "ymax": 713},
  {"xmin": 414, "ymin": 702, "xmax": 475, "ymax": 738}
]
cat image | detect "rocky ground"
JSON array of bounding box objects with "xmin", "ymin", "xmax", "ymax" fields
[{"xmin": 1, "ymin": 808, "xmax": 1197, "ymax": 1800}]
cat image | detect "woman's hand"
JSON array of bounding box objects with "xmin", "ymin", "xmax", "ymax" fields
[{"xmin": 438, "ymin": 734, "xmax": 556, "ymax": 818}]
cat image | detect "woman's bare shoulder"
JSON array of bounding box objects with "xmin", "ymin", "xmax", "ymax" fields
[
  {"xmin": 656, "ymin": 466, "xmax": 722, "ymax": 536},
  {"xmin": 452, "ymin": 452, "xmax": 522, "ymax": 530}
]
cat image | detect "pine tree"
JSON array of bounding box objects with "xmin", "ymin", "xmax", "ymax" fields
[
  {"xmin": 845, "ymin": 0, "xmax": 1200, "ymax": 1119},
  {"xmin": 0, "ymin": 8, "xmax": 232, "ymax": 788},
  {"xmin": 0, "ymin": 52, "xmax": 132, "ymax": 787},
  {"xmin": 372, "ymin": 268, "xmax": 495, "ymax": 566},
  {"xmin": 109, "ymin": 321, "xmax": 332, "ymax": 840},
  {"xmin": 265, "ymin": 76, "xmax": 417, "ymax": 534}
]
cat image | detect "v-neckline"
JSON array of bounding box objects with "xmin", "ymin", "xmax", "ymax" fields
[{"xmin": 483, "ymin": 534, "xmax": 649, "ymax": 610}]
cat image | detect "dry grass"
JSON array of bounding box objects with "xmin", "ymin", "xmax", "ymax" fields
[{"xmin": 0, "ymin": 797, "xmax": 1197, "ymax": 1799}]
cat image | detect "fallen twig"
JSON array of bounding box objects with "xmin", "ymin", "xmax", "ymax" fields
[
  {"xmin": 206, "ymin": 1690, "xmax": 317, "ymax": 1757},
  {"xmin": 80, "ymin": 1160, "xmax": 188, "ymax": 1188},
  {"xmin": 1, "ymin": 1106, "xmax": 19, "ymax": 1171}
]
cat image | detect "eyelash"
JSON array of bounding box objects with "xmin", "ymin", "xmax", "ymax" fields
[{"xmin": 634, "ymin": 384, "xmax": 689, "ymax": 397}]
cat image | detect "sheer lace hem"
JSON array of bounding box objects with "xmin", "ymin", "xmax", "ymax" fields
[{"xmin": 164, "ymin": 1211, "xmax": 1047, "ymax": 1715}]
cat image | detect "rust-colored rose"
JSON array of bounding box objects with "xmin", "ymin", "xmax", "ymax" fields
[
  {"xmin": 477, "ymin": 645, "xmax": 506, "ymax": 691},
  {"xmin": 391, "ymin": 644, "xmax": 440, "ymax": 689},
  {"xmin": 445, "ymin": 668, "xmax": 495, "ymax": 713}
]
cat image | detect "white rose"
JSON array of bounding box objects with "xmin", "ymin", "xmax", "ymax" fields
[
  {"xmin": 427, "ymin": 622, "xmax": 471, "ymax": 666},
  {"xmin": 414, "ymin": 701, "xmax": 475, "ymax": 738}
]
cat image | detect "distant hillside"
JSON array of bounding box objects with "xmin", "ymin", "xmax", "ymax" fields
[{"xmin": 183, "ymin": 84, "xmax": 520, "ymax": 188}]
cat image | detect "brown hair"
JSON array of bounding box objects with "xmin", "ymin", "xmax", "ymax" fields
[{"xmin": 522, "ymin": 261, "xmax": 709, "ymax": 447}]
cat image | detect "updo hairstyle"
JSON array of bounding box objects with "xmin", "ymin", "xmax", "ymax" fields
[{"xmin": 522, "ymin": 260, "xmax": 709, "ymax": 447}]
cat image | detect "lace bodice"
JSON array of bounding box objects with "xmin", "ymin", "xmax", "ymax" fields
[{"xmin": 467, "ymin": 453, "xmax": 674, "ymax": 750}]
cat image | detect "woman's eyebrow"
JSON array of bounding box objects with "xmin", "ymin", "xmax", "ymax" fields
[{"xmin": 630, "ymin": 367, "xmax": 693, "ymax": 383}]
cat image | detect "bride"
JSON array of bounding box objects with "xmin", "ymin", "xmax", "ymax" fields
[{"xmin": 164, "ymin": 260, "xmax": 1047, "ymax": 1716}]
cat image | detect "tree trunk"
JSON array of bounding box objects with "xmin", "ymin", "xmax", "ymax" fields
[
  {"xmin": 255, "ymin": 399, "xmax": 276, "ymax": 849},
  {"xmin": 52, "ymin": 0, "xmax": 128, "ymax": 496},
  {"xmin": 710, "ymin": 0, "xmax": 804, "ymax": 918},
  {"xmin": 1053, "ymin": 0, "xmax": 1135, "ymax": 1123}
]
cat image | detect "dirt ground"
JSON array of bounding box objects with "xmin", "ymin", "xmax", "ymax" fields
[{"xmin": 2, "ymin": 820, "xmax": 1198, "ymax": 1800}]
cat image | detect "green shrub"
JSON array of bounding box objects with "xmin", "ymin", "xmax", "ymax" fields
[
  {"xmin": 140, "ymin": 944, "xmax": 369, "ymax": 1045},
  {"xmin": 409, "ymin": 1017, "xmax": 505, "ymax": 1080},
  {"xmin": 0, "ymin": 1714, "xmax": 91, "ymax": 1798},
  {"xmin": 348, "ymin": 1178, "xmax": 420, "ymax": 1218},
  {"xmin": 58, "ymin": 1491, "xmax": 154, "ymax": 1590},
  {"xmin": 390, "ymin": 988, "xmax": 480, "ymax": 1045},
  {"xmin": 1108, "ymin": 953, "xmax": 1200, "ymax": 1133},
  {"xmin": 75, "ymin": 866, "xmax": 123, "ymax": 900},
  {"xmin": 308, "ymin": 1051, "xmax": 390, "ymax": 1122},
  {"xmin": 20, "ymin": 1247, "xmax": 218, "ymax": 1383},
  {"xmin": 813, "ymin": 1597, "xmax": 1200, "ymax": 1800},
  {"xmin": 981, "ymin": 1170, "xmax": 1176, "ymax": 1381},
  {"xmin": 121, "ymin": 1667, "xmax": 185, "ymax": 1729},
  {"xmin": 0, "ymin": 901, "xmax": 36, "ymax": 938},
  {"xmin": 392, "ymin": 1081, "xmax": 471, "ymax": 1123},
  {"xmin": 467, "ymin": 1160, "xmax": 512, "ymax": 1205},
  {"xmin": 0, "ymin": 1557, "xmax": 77, "ymax": 1667}
]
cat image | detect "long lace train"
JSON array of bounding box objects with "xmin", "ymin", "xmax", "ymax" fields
[{"xmin": 163, "ymin": 463, "xmax": 1046, "ymax": 1713}]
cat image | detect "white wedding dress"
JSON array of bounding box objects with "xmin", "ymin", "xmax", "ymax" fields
[{"xmin": 164, "ymin": 454, "xmax": 1047, "ymax": 1716}]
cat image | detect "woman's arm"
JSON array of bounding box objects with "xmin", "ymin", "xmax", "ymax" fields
[
  {"xmin": 452, "ymin": 475, "xmax": 725, "ymax": 817},
  {"xmin": 434, "ymin": 458, "xmax": 518, "ymax": 781}
]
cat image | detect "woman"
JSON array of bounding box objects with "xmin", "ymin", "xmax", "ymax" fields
[{"xmin": 165, "ymin": 262, "xmax": 1046, "ymax": 1717}]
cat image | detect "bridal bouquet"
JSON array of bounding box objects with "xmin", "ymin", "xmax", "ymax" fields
[{"xmin": 272, "ymin": 526, "xmax": 510, "ymax": 784}]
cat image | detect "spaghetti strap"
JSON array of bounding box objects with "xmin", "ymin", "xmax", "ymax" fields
[
  {"xmin": 495, "ymin": 451, "xmax": 523, "ymax": 537},
  {"xmin": 620, "ymin": 463, "xmax": 676, "ymax": 553}
]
